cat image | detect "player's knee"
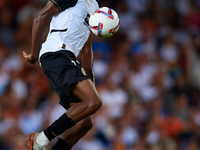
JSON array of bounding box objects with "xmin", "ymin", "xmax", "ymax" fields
[
  {"xmin": 81, "ymin": 94, "xmax": 102, "ymax": 114},
  {"xmin": 88, "ymin": 96, "xmax": 102, "ymax": 112}
]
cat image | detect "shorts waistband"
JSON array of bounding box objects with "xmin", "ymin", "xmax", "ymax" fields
[{"xmin": 40, "ymin": 50, "xmax": 76, "ymax": 62}]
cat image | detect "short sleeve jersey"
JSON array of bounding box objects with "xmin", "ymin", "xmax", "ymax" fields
[
  {"xmin": 50, "ymin": 0, "xmax": 78, "ymax": 12},
  {"xmin": 39, "ymin": 0, "xmax": 99, "ymax": 59}
]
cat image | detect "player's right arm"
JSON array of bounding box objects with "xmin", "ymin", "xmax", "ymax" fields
[{"xmin": 23, "ymin": 1, "xmax": 59, "ymax": 64}]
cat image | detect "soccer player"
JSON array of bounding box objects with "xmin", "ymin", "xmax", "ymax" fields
[{"xmin": 23, "ymin": 0, "xmax": 102, "ymax": 149}]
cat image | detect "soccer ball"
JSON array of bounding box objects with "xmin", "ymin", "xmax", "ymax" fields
[{"xmin": 89, "ymin": 7, "xmax": 120, "ymax": 38}]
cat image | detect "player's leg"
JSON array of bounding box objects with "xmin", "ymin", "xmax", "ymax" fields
[
  {"xmin": 50, "ymin": 80, "xmax": 101, "ymax": 149},
  {"xmin": 27, "ymin": 53, "xmax": 101, "ymax": 150},
  {"xmin": 51, "ymin": 116, "xmax": 93, "ymax": 150},
  {"xmin": 66, "ymin": 79, "xmax": 101, "ymax": 122},
  {"xmin": 26, "ymin": 79, "xmax": 99, "ymax": 150},
  {"xmin": 41, "ymin": 79, "xmax": 101, "ymax": 142}
]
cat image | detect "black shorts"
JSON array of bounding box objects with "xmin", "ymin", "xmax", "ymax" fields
[{"xmin": 40, "ymin": 50, "xmax": 90, "ymax": 109}]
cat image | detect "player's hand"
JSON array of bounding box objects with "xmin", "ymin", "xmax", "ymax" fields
[{"xmin": 23, "ymin": 51, "xmax": 38, "ymax": 64}]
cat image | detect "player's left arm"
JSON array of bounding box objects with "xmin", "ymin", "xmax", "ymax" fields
[{"xmin": 77, "ymin": 32, "xmax": 95, "ymax": 83}]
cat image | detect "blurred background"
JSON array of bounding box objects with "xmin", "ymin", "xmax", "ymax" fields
[{"xmin": 1, "ymin": 0, "xmax": 200, "ymax": 149}]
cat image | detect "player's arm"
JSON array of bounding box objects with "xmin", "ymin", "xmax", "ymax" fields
[
  {"xmin": 77, "ymin": 32, "xmax": 95, "ymax": 83},
  {"xmin": 23, "ymin": 1, "xmax": 59, "ymax": 64}
]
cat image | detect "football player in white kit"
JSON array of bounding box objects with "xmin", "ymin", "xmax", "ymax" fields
[{"xmin": 23, "ymin": 0, "xmax": 102, "ymax": 149}]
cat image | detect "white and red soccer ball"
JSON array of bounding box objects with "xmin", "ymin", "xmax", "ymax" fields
[{"xmin": 89, "ymin": 7, "xmax": 120, "ymax": 38}]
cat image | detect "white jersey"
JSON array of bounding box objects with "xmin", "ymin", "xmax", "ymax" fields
[{"xmin": 39, "ymin": 0, "xmax": 99, "ymax": 59}]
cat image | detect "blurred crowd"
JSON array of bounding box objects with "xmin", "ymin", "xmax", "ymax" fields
[{"xmin": 1, "ymin": 0, "xmax": 200, "ymax": 149}]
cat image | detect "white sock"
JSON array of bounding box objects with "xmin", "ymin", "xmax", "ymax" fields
[{"xmin": 36, "ymin": 131, "xmax": 49, "ymax": 147}]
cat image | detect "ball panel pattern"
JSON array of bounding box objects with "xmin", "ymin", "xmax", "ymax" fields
[{"xmin": 89, "ymin": 7, "xmax": 120, "ymax": 38}]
